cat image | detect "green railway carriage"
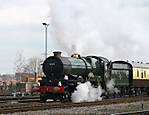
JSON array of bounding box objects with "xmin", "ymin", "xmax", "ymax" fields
[
  {"xmin": 110, "ymin": 61, "xmax": 133, "ymax": 87},
  {"xmin": 109, "ymin": 61, "xmax": 132, "ymax": 95},
  {"xmin": 110, "ymin": 61, "xmax": 149, "ymax": 95}
]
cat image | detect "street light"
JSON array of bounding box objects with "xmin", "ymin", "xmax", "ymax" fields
[{"xmin": 42, "ymin": 23, "xmax": 49, "ymax": 59}]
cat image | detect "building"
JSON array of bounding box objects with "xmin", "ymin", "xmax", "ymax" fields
[{"xmin": 15, "ymin": 72, "xmax": 42, "ymax": 82}]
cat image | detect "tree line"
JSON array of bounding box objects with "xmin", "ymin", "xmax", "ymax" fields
[{"xmin": 14, "ymin": 51, "xmax": 43, "ymax": 76}]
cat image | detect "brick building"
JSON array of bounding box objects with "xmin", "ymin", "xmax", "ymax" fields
[{"xmin": 15, "ymin": 73, "xmax": 42, "ymax": 82}]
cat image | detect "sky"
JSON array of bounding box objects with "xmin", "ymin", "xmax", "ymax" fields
[
  {"xmin": 1, "ymin": 0, "xmax": 149, "ymax": 74},
  {"xmin": 49, "ymin": 0, "xmax": 149, "ymax": 61},
  {"xmin": 0, "ymin": 0, "xmax": 51, "ymax": 74}
]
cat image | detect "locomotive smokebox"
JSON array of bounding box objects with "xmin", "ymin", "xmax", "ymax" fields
[{"xmin": 53, "ymin": 51, "xmax": 61, "ymax": 57}]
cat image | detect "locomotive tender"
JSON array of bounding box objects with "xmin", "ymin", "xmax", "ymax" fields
[{"xmin": 36, "ymin": 51, "xmax": 149, "ymax": 102}]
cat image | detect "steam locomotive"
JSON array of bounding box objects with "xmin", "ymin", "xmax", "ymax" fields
[{"xmin": 35, "ymin": 51, "xmax": 149, "ymax": 102}]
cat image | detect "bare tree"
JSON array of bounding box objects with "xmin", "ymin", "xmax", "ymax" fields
[
  {"xmin": 24, "ymin": 57, "xmax": 42, "ymax": 74},
  {"xmin": 23, "ymin": 57, "xmax": 43, "ymax": 82},
  {"xmin": 14, "ymin": 51, "xmax": 43, "ymax": 82},
  {"xmin": 14, "ymin": 50, "xmax": 26, "ymax": 73}
]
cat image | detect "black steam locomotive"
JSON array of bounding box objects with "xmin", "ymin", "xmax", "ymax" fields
[
  {"xmin": 38, "ymin": 51, "xmax": 110, "ymax": 102},
  {"xmin": 35, "ymin": 51, "xmax": 149, "ymax": 102}
]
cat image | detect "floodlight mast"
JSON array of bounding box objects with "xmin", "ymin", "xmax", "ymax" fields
[{"xmin": 42, "ymin": 23, "xmax": 49, "ymax": 59}]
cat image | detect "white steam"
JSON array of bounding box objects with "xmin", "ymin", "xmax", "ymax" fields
[
  {"xmin": 106, "ymin": 79, "xmax": 119, "ymax": 94},
  {"xmin": 106, "ymin": 79, "xmax": 115, "ymax": 91},
  {"xmin": 70, "ymin": 79, "xmax": 119, "ymax": 103},
  {"xmin": 49, "ymin": 0, "xmax": 149, "ymax": 61},
  {"xmin": 71, "ymin": 81, "xmax": 103, "ymax": 103}
]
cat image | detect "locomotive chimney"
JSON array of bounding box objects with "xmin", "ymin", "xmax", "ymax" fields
[{"xmin": 53, "ymin": 51, "xmax": 61, "ymax": 57}]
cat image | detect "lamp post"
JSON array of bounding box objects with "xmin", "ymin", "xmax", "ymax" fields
[{"xmin": 42, "ymin": 23, "xmax": 49, "ymax": 59}]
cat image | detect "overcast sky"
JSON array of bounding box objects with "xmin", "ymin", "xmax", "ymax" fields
[
  {"xmin": 1, "ymin": 0, "xmax": 149, "ymax": 74},
  {"xmin": 0, "ymin": 0, "xmax": 52, "ymax": 74},
  {"xmin": 49, "ymin": 0, "xmax": 149, "ymax": 63}
]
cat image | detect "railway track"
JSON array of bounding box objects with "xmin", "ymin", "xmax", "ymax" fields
[
  {"xmin": 0, "ymin": 96, "xmax": 149, "ymax": 114},
  {"xmin": 0, "ymin": 95, "xmax": 40, "ymax": 103}
]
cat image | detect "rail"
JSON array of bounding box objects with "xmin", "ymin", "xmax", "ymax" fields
[{"xmin": 112, "ymin": 110, "xmax": 149, "ymax": 115}]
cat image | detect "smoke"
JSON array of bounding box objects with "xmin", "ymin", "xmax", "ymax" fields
[
  {"xmin": 71, "ymin": 81, "xmax": 103, "ymax": 103},
  {"xmin": 71, "ymin": 79, "xmax": 118, "ymax": 103},
  {"xmin": 106, "ymin": 79, "xmax": 115, "ymax": 91},
  {"xmin": 71, "ymin": 79, "xmax": 119, "ymax": 103},
  {"xmin": 49, "ymin": 0, "xmax": 149, "ymax": 61},
  {"xmin": 106, "ymin": 79, "xmax": 119, "ymax": 94}
]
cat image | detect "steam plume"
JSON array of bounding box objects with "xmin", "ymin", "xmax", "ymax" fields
[
  {"xmin": 106, "ymin": 79, "xmax": 119, "ymax": 94},
  {"xmin": 49, "ymin": 0, "xmax": 149, "ymax": 61},
  {"xmin": 71, "ymin": 81, "xmax": 103, "ymax": 103}
]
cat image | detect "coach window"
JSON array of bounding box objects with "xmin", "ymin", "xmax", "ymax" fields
[
  {"xmin": 137, "ymin": 70, "xmax": 139, "ymax": 77},
  {"xmin": 144, "ymin": 71, "xmax": 146, "ymax": 78},
  {"xmin": 141, "ymin": 72, "xmax": 143, "ymax": 78}
]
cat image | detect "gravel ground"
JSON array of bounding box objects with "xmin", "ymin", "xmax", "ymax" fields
[{"xmin": 3, "ymin": 100, "xmax": 149, "ymax": 115}]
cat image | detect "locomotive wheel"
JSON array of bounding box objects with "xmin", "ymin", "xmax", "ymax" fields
[
  {"xmin": 40, "ymin": 94, "xmax": 47, "ymax": 102},
  {"xmin": 65, "ymin": 92, "xmax": 71, "ymax": 101},
  {"xmin": 61, "ymin": 92, "xmax": 71, "ymax": 102},
  {"xmin": 53, "ymin": 97, "xmax": 58, "ymax": 102}
]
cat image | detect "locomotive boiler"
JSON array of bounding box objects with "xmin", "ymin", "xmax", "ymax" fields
[{"xmin": 38, "ymin": 51, "xmax": 109, "ymax": 102}]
